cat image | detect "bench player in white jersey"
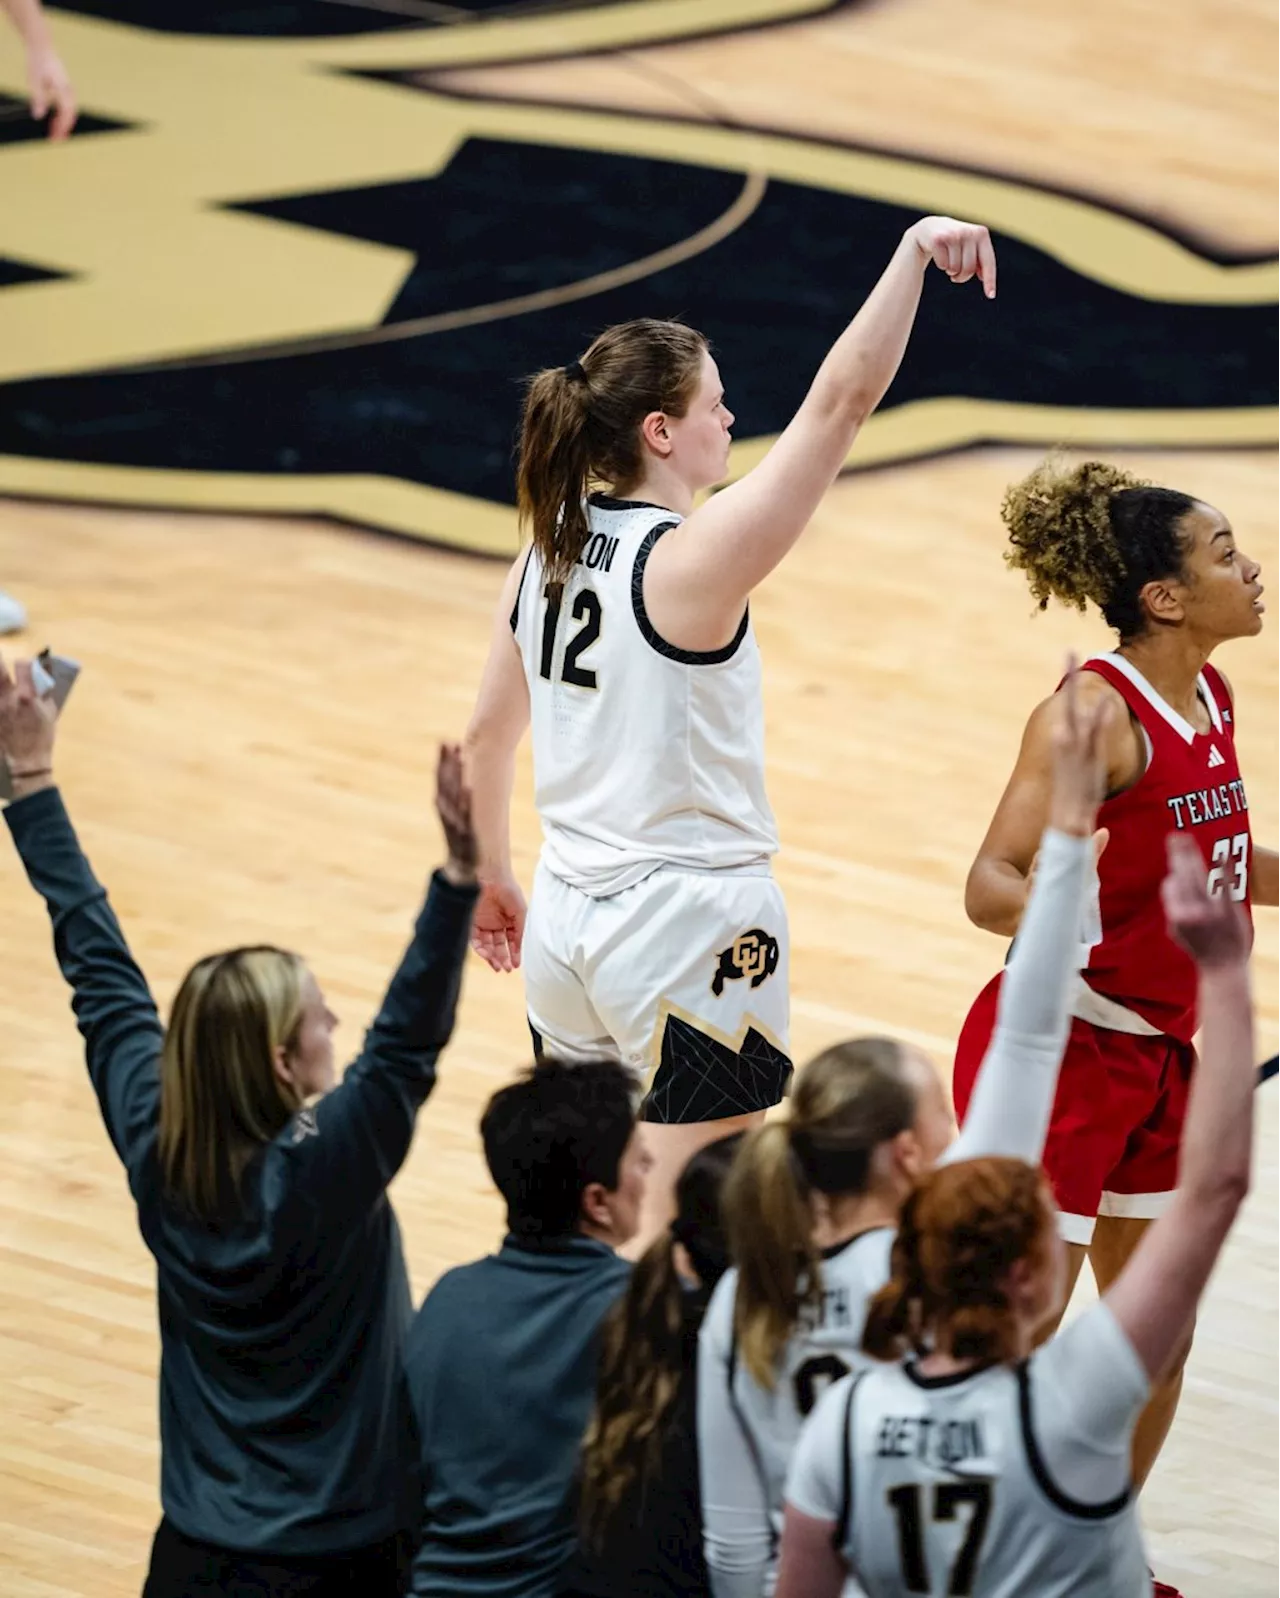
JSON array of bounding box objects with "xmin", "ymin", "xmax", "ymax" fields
[
  {"xmin": 696, "ymin": 664, "xmax": 1106, "ymax": 1597},
  {"xmin": 463, "ymin": 218, "xmax": 997, "ymax": 1246},
  {"xmin": 776, "ymin": 833, "xmax": 1256, "ymax": 1598}
]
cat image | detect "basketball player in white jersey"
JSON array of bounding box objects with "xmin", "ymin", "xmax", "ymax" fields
[
  {"xmin": 463, "ymin": 216, "xmax": 998, "ymax": 1246},
  {"xmin": 775, "ymin": 833, "xmax": 1255, "ymax": 1598},
  {"xmin": 696, "ymin": 663, "xmax": 1107, "ymax": 1598}
]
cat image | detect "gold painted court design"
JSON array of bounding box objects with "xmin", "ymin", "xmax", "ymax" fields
[{"xmin": 0, "ymin": 0, "xmax": 1274, "ymax": 555}]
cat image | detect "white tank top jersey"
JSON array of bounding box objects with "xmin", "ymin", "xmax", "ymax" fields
[
  {"xmin": 510, "ymin": 494, "xmax": 779, "ymax": 897},
  {"xmin": 785, "ymin": 1302, "xmax": 1152, "ymax": 1598},
  {"xmin": 699, "ymin": 1228, "xmax": 895, "ymax": 1586},
  {"xmin": 697, "ymin": 830, "xmax": 1093, "ymax": 1598}
]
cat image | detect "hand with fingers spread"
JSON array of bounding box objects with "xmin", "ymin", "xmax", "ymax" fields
[
  {"xmin": 1163, "ymin": 830, "xmax": 1251, "ymax": 970},
  {"xmin": 435, "ymin": 742, "xmax": 478, "ymax": 888},
  {"xmin": 470, "ymin": 875, "xmax": 526, "ymax": 974},
  {"xmin": 0, "ymin": 651, "xmax": 58, "ymax": 801},
  {"xmin": 907, "ymin": 216, "xmax": 997, "ymax": 299}
]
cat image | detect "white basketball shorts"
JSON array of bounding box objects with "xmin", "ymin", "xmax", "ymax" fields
[{"xmin": 522, "ymin": 857, "xmax": 792, "ymax": 1124}]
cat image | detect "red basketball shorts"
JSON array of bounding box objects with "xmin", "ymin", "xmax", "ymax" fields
[{"xmin": 953, "ymin": 973, "xmax": 1194, "ymax": 1246}]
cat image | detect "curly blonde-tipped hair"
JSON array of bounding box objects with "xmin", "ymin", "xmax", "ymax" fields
[{"xmin": 1002, "ymin": 456, "xmax": 1198, "ymax": 639}]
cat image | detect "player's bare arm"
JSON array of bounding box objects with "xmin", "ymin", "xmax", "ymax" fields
[
  {"xmin": 1, "ymin": 0, "xmax": 76, "ymax": 138},
  {"xmin": 463, "ymin": 554, "xmax": 532, "ymax": 973},
  {"xmin": 965, "ymin": 673, "xmax": 1139, "ymax": 937},
  {"xmin": 644, "ymin": 218, "xmax": 996, "ymax": 652}
]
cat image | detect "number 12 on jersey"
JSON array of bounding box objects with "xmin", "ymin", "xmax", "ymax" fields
[{"xmin": 539, "ymin": 583, "xmax": 602, "ymax": 689}]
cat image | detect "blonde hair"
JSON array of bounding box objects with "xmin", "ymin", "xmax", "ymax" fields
[
  {"xmin": 724, "ymin": 1039, "xmax": 916, "ymax": 1388},
  {"xmin": 158, "ymin": 946, "xmax": 308, "ymax": 1221}
]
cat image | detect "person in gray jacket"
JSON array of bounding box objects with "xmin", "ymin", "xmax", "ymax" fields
[
  {"xmin": 0, "ymin": 652, "xmax": 479, "ymax": 1597},
  {"xmin": 406, "ymin": 1056, "xmax": 649, "ymax": 1598}
]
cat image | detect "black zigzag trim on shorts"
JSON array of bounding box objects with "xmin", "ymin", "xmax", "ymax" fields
[{"xmin": 642, "ymin": 1016, "xmax": 792, "ymax": 1124}]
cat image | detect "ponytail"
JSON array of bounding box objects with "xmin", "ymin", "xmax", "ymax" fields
[
  {"xmin": 862, "ymin": 1188, "xmax": 927, "ymax": 1361},
  {"xmin": 862, "ymin": 1157, "xmax": 1052, "ymax": 1366},
  {"xmin": 578, "ymin": 1132, "xmax": 739, "ymax": 1545},
  {"xmin": 725, "ymin": 1038, "xmax": 918, "ymax": 1388},
  {"xmin": 516, "ymin": 365, "xmax": 594, "ymax": 588},
  {"xmin": 515, "ymin": 319, "xmax": 708, "ymax": 588},
  {"xmin": 725, "ymin": 1121, "xmax": 821, "ymax": 1389},
  {"xmin": 579, "ymin": 1233, "xmax": 684, "ymax": 1545}
]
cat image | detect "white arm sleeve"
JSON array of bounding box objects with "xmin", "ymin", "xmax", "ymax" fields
[
  {"xmin": 947, "ymin": 828, "xmax": 1090, "ymax": 1166},
  {"xmin": 783, "ymin": 1374, "xmax": 851, "ymax": 1524},
  {"xmin": 1026, "ymin": 1302, "xmax": 1150, "ymax": 1503},
  {"xmin": 698, "ymin": 1272, "xmax": 776, "ymax": 1598}
]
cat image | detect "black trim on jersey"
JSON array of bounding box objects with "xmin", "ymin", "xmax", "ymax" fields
[
  {"xmin": 1015, "ymin": 1360, "xmax": 1132, "ymax": 1521},
  {"xmin": 726, "ymin": 1325, "xmax": 781, "ymax": 1563},
  {"xmin": 528, "ymin": 1020, "xmax": 544, "ymax": 1061},
  {"xmin": 588, "ymin": 491, "xmax": 672, "ymax": 514},
  {"xmin": 821, "ymin": 1225, "xmax": 894, "ymax": 1262},
  {"xmin": 835, "ymin": 1370, "xmax": 868, "ymax": 1553},
  {"xmin": 631, "ymin": 523, "xmax": 751, "ymax": 666},
  {"xmin": 509, "ymin": 545, "xmax": 534, "ymax": 633},
  {"xmin": 901, "ymin": 1359, "xmax": 998, "ymax": 1391}
]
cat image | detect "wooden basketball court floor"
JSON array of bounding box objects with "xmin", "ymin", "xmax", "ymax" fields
[{"xmin": 0, "ymin": 2, "xmax": 1275, "ymax": 1595}]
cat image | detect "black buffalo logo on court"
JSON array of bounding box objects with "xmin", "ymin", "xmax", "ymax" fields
[{"xmin": 712, "ymin": 929, "xmax": 780, "ymax": 997}]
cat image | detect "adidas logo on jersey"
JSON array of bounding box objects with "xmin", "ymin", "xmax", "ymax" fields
[{"xmin": 1207, "ymin": 744, "xmax": 1226, "ymax": 768}]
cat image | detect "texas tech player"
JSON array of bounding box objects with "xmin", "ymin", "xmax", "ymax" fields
[{"xmin": 956, "ymin": 458, "xmax": 1276, "ymax": 1596}]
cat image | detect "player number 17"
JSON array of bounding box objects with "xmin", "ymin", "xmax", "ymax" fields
[{"xmin": 1205, "ymin": 833, "xmax": 1249, "ymax": 902}]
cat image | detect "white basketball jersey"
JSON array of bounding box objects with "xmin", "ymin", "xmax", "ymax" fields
[
  {"xmin": 786, "ymin": 1306, "xmax": 1150, "ymax": 1597},
  {"xmin": 511, "ymin": 494, "xmax": 778, "ymax": 897},
  {"xmin": 700, "ymin": 1228, "xmax": 895, "ymax": 1570}
]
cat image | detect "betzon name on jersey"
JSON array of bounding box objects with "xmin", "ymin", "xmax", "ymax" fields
[{"xmin": 876, "ymin": 1414, "xmax": 989, "ymax": 1470}]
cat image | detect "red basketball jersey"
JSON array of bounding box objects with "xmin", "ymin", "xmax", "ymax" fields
[{"xmin": 1079, "ymin": 654, "xmax": 1252, "ymax": 1043}]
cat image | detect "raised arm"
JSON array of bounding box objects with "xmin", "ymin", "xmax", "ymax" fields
[
  {"xmin": 463, "ymin": 553, "xmax": 532, "ymax": 972},
  {"xmin": 1103, "ymin": 833, "xmax": 1255, "ymax": 1380},
  {"xmin": 947, "ymin": 661, "xmax": 1108, "ymax": 1166},
  {"xmin": 1, "ymin": 0, "xmax": 76, "ymax": 138},
  {"xmin": 644, "ymin": 218, "xmax": 995, "ymax": 643},
  {"xmin": 0, "ymin": 656, "xmax": 162, "ymax": 1181},
  {"xmin": 964, "ymin": 671, "xmax": 1133, "ymax": 936},
  {"xmin": 283, "ymin": 744, "xmax": 478, "ymax": 1214}
]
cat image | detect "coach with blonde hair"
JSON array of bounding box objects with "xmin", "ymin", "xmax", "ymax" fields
[{"xmin": 0, "ymin": 654, "xmax": 479, "ymax": 1598}]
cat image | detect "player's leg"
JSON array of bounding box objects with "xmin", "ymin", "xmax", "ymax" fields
[
  {"xmin": 1092, "ymin": 1036, "xmax": 1195, "ymax": 1489},
  {"xmin": 622, "ymin": 1112, "xmax": 764, "ymax": 1262},
  {"xmin": 1088, "ymin": 1214, "xmax": 1193, "ymax": 1488},
  {"xmin": 584, "ymin": 867, "xmax": 792, "ymax": 1255}
]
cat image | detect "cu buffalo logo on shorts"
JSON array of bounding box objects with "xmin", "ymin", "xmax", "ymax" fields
[{"xmin": 712, "ymin": 929, "xmax": 780, "ymax": 997}]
